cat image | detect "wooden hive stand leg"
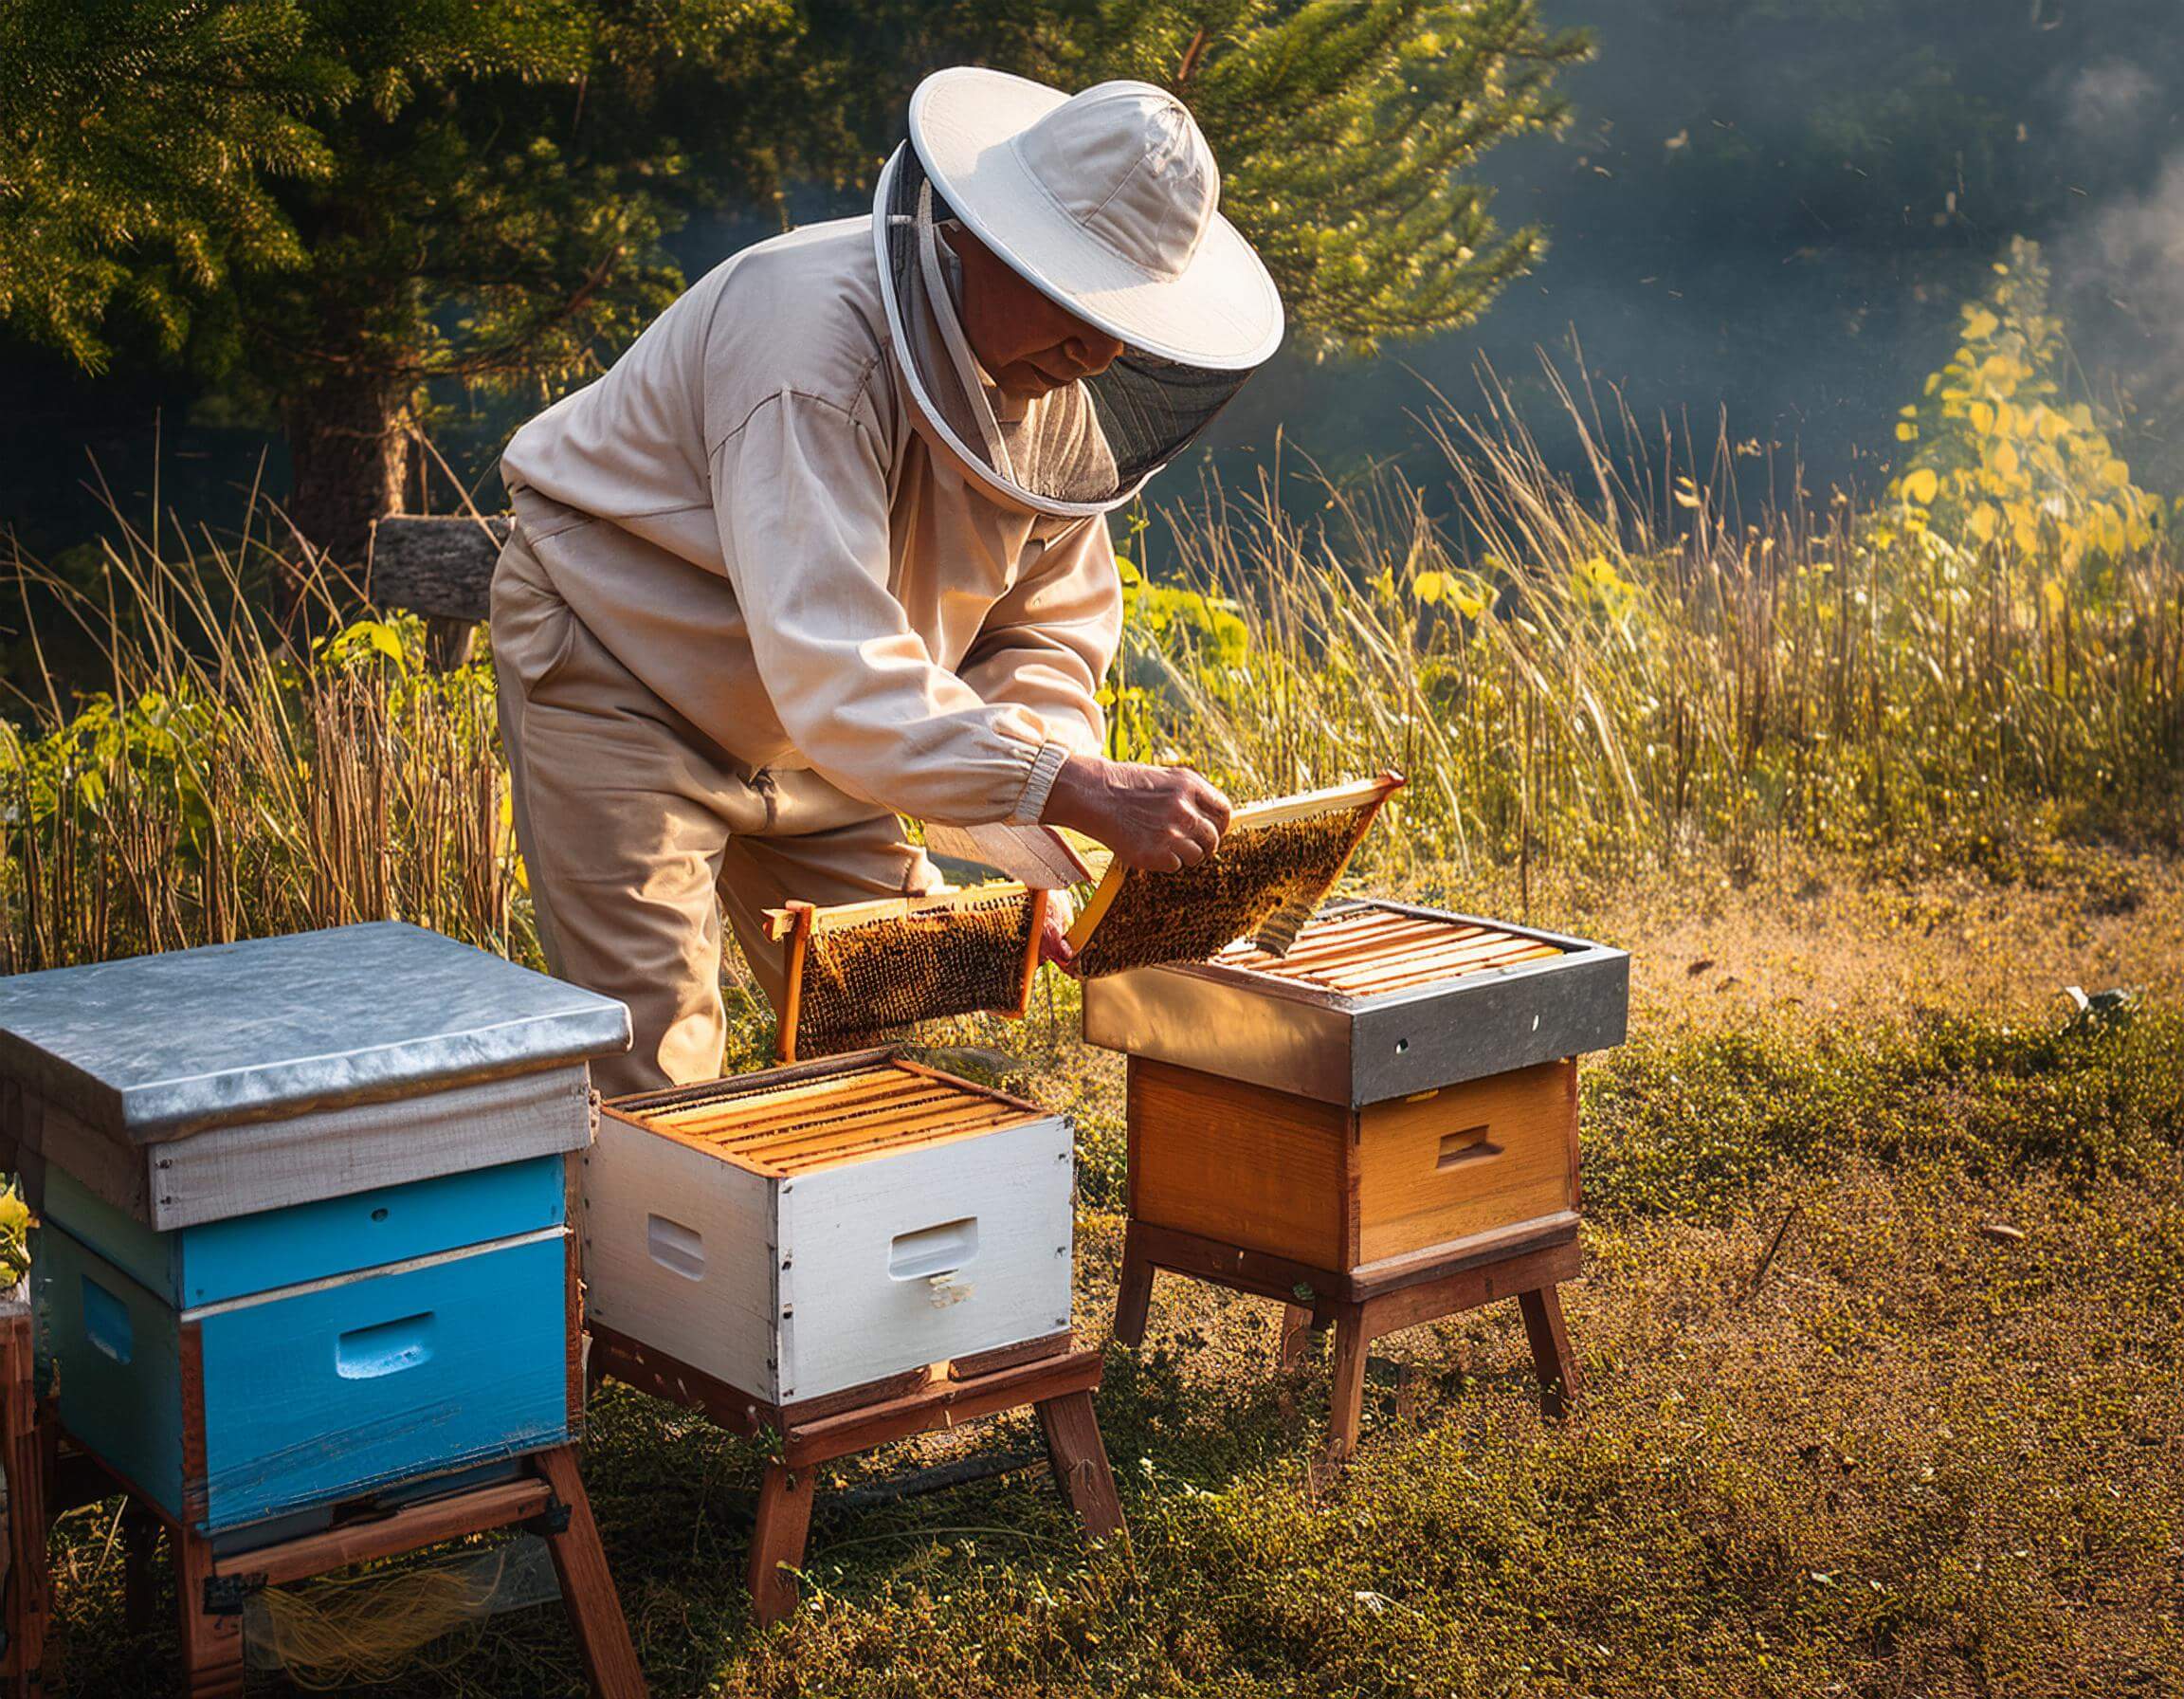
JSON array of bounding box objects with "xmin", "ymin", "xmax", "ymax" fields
[
  {"xmin": 0, "ymin": 1307, "xmax": 51, "ymax": 1699},
  {"xmin": 1035, "ymin": 1390, "xmax": 1124, "ymax": 1544},
  {"xmin": 1278, "ymin": 1304, "xmax": 1317, "ymax": 1368},
  {"xmin": 747, "ymin": 1462, "xmax": 816, "ymax": 1628},
  {"xmin": 1112, "ymin": 1223, "xmax": 1156, "ymax": 1348},
  {"xmin": 1518, "ymin": 1286, "xmax": 1582, "ymax": 1421},
  {"xmin": 1323, "ymin": 1299, "xmax": 1374, "ymax": 1464},
  {"xmin": 533, "ymin": 1446, "xmax": 647, "ymax": 1699},
  {"xmin": 173, "ymin": 1524, "xmax": 246, "ymax": 1699},
  {"xmin": 121, "ymin": 1504, "xmax": 161, "ymax": 1635}
]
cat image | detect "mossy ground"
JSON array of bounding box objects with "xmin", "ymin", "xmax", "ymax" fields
[{"xmin": 41, "ymin": 847, "xmax": 2184, "ymax": 1697}]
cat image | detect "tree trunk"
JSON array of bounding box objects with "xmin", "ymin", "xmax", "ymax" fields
[{"xmin": 279, "ymin": 372, "xmax": 413, "ymax": 630}]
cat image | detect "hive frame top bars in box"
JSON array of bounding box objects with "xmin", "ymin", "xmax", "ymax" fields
[
  {"xmin": 1080, "ymin": 898, "xmax": 1629, "ymax": 1105},
  {"xmin": 601, "ymin": 1047, "xmax": 1048, "ymax": 1177}
]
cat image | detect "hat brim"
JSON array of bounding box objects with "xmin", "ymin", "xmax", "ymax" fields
[{"xmin": 908, "ymin": 67, "xmax": 1284, "ymax": 372}]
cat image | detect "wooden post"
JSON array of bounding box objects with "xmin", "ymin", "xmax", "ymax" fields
[
  {"xmin": 121, "ymin": 1506, "xmax": 160, "ymax": 1635},
  {"xmin": 1035, "ymin": 1390, "xmax": 1124, "ymax": 1543},
  {"xmin": 0, "ymin": 1297, "xmax": 51, "ymax": 1699},
  {"xmin": 535, "ymin": 1445, "xmax": 648, "ymax": 1698},
  {"xmin": 174, "ymin": 1525, "xmax": 246, "ymax": 1699},
  {"xmin": 1325, "ymin": 1305, "xmax": 1372, "ymax": 1462},
  {"xmin": 747, "ymin": 1463, "xmax": 816, "ymax": 1627},
  {"xmin": 366, "ymin": 515, "xmax": 505, "ymax": 673},
  {"xmin": 1112, "ymin": 1224, "xmax": 1155, "ymax": 1348},
  {"xmin": 1278, "ymin": 1303, "xmax": 1316, "ymax": 1367},
  {"xmin": 422, "ymin": 616, "xmax": 478, "ymax": 669},
  {"xmin": 1518, "ymin": 1287, "xmax": 1582, "ymax": 1421}
]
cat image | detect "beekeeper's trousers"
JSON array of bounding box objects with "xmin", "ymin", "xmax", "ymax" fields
[{"xmin": 491, "ymin": 506, "xmax": 937, "ymax": 1097}]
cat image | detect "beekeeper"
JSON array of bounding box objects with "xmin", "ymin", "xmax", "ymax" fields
[{"xmin": 493, "ymin": 67, "xmax": 1283, "ymax": 1092}]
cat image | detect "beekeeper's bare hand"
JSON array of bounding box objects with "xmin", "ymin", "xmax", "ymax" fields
[
  {"xmin": 1039, "ymin": 888, "xmax": 1077, "ymax": 969},
  {"xmin": 1042, "ymin": 755, "xmax": 1230, "ymax": 872}
]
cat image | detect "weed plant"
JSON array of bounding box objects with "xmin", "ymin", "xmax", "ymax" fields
[
  {"xmin": 1108, "ymin": 248, "xmax": 2180, "ymax": 890},
  {"xmin": 3, "ymin": 245, "xmax": 2177, "ymax": 968}
]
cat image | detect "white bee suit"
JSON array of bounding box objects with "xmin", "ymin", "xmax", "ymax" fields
[
  {"xmin": 494, "ymin": 221, "xmax": 1121, "ymax": 1091},
  {"xmin": 493, "ymin": 70, "xmax": 1280, "ymax": 1091}
]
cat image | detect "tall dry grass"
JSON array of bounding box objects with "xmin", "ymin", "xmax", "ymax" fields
[
  {"xmin": 1117, "ymin": 362, "xmax": 2184, "ymax": 890},
  {"xmin": 0, "ymin": 501, "xmax": 522, "ymax": 974},
  {"xmin": 5, "ymin": 346, "xmax": 2180, "ymax": 973}
]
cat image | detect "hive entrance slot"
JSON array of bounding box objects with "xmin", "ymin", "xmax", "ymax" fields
[
  {"xmin": 1436, "ymin": 1125, "xmax": 1502, "ymax": 1169},
  {"xmin": 83, "ymin": 1276, "xmax": 134, "ymax": 1363}
]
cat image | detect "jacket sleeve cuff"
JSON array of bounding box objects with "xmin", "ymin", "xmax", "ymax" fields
[{"xmin": 1007, "ymin": 740, "xmax": 1072, "ymax": 827}]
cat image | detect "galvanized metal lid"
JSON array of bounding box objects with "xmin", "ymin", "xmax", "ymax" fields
[
  {"xmin": 1081, "ymin": 899, "xmax": 1629, "ymax": 1105},
  {"xmin": 0, "ymin": 922, "xmax": 632, "ymax": 1143}
]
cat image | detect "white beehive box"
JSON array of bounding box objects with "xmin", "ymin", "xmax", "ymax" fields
[{"xmin": 585, "ymin": 1052, "xmax": 1073, "ymax": 1405}]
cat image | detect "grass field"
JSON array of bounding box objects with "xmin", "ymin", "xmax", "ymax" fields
[
  {"xmin": 10, "ymin": 252, "xmax": 2182, "ymax": 1692},
  {"xmin": 36, "ymin": 845, "xmax": 2183, "ymax": 1698}
]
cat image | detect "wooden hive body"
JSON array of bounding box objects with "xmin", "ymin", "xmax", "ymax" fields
[
  {"xmin": 35, "ymin": 1159, "xmax": 580, "ymax": 1533},
  {"xmin": 0, "ymin": 923, "xmax": 628, "ymax": 1536},
  {"xmin": 1127, "ymin": 1055, "xmax": 1578, "ymax": 1280},
  {"xmin": 586, "ymin": 1052, "xmax": 1074, "ymax": 1406},
  {"xmin": 1087, "ymin": 903, "xmax": 1629, "ymax": 1282}
]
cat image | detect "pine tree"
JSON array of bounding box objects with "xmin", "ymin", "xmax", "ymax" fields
[
  {"xmin": 2, "ymin": 0, "xmax": 814, "ymax": 572},
  {"xmin": 0, "ymin": 0, "xmax": 342, "ymax": 367},
  {"xmin": 1057, "ymin": 1, "xmax": 1590, "ymax": 351},
  {"xmin": 0, "ymin": 0, "xmax": 1587, "ymax": 568},
  {"xmin": 818, "ymin": 1, "xmax": 1590, "ymax": 349}
]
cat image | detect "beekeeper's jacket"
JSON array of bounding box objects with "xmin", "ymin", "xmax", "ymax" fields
[{"xmin": 500, "ymin": 217, "xmax": 1121, "ymax": 831}]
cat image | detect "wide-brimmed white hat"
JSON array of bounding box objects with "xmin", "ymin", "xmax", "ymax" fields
[{"xmin": 907, "ymin": 67, "xmax": 1283, "ymax": 371}]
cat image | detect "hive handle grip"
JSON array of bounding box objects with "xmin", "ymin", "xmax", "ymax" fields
[
  {"xmin": 83, "ymin": 1275, "xmax": 135, "ymax": 1364},
  {"xmin": 646, "ymin": 1214, "xmax": 705, "ymax": 1281},
  {"xmin": 336, "ymin": 1312, "xmax": 435, "ymax": 1379},
  {"xmin": 889, "ymin": 1217, "xmax": 979, "ymax": 1281}
]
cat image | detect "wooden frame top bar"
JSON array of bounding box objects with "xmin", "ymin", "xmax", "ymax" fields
[
  {"xmin": 759, "ymin": 882, "xmax": 1032, "ymax": 944},
  {"xmin": 1065, "ymin": 772, "xmax": 1406, "ymax": 963},
  {"xmin": 1210, "ymin": 907, "xmax": 1567, "ymax": 996}
]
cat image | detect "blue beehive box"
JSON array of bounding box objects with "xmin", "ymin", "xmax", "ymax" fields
[{"xmin": 0, "ymin": 923, "xmax": 629, "ymax": 1534}]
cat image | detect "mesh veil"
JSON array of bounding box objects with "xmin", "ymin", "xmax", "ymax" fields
[{"xmin": 875, "ymin": 144, "xmax": 1255, "ymax": 518}]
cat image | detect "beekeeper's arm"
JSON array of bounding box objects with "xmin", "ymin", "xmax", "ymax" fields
[
  {"xmin": 711, "ymin": 390, "xmax": 1219, "ymax": 867},
  {"xmin": 956, "ymin": 514, "xmax": 1119, "ymax": 762},
  {"xmin": 712, "ymin": 390, "xmax": 1066, "ymax": 825},
  {"xmin": 931, "ymin": 514, "xmax": 1125, "ymax": 886},
  {"xmin": 955, "ymin": 511, "xmax": 1234, "ymax": 878}
]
